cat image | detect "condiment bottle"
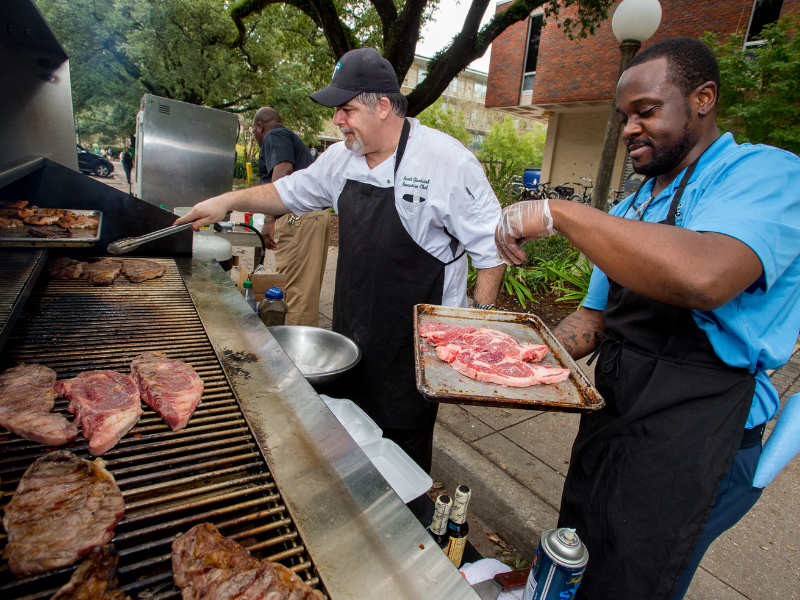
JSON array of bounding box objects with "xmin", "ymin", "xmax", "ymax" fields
[
  {"xmin": 427, "ymin": 494, "xmax": 453, "ymax": 550},
  {"xmin": 243, "ymin": 280, "xmax": 257, "ymax": 312},
  {"xmin": 259, "ymin": 286, "xmax": 288, "ymax": 327},
  {"xmin": 445, "ymin": 485, "xmax": 472, "ymax": 567}
]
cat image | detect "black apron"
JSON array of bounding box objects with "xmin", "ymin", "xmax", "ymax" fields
[
  {"xmin": 327, "ymin": 120, "xmax": 464, "ymax": 429},
  {"xmin": 559, "ymin": 159, "xmax": 756, "ymax": 600}
]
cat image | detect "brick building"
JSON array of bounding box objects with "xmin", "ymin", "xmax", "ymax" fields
[{"xmin": 486, "ymin": 0, "xmax": 799, "ymax": 191}]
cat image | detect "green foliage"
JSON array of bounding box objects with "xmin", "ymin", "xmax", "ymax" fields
[
  {"xmin": 477, "ymin": 115, "xmax": 546, "ymax": 176},
  {"xmin": 550, "ymin": 257, "xmax": 593, "ymax": 307},
  {"xmin": 416, "ymin": 98, "xmax": 471, "ymax": 146},
  {"xmin": 233, "ymin": 158, "xmax": 258, "ymax": 180},
  {"xmin": 37, "ymin": 0, "xmax": 330, "ymax": 144},
  {"xmin": 503, "ymin": 266, "xmax": 537, "ymax": 308},
  {"xmin": 703, "ymin": 14, "xmax": 800, "ymax": 154},
  {"xmin": 523, "ymin": 234, "xmax": 577, "ymax": 265},
  {"xmin": 482, "ymin": 160, "xmax": 521, "ymax": 208}
]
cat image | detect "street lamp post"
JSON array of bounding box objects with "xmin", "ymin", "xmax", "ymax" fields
[{"xmin": 591, "ymin": 0, "xmax": 662, "ymax": 212}]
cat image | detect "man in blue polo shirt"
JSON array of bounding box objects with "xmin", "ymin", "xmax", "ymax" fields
[{"xmin": 496, "ymin": 38, "xmax": 800, "ymax": 600}]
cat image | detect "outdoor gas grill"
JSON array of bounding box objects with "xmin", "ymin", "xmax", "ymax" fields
[{"xmin": 0, "ymin": 1, "xmax": 478, "ymax": 598}]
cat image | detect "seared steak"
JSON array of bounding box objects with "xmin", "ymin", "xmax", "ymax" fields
[
  {"xmin": 0, "ymin": 363, "xmax": 79, "ymax": 446},
  {"xmin": 131, "ymin": 352, "xmax": 203, "ymax": 430},
  {"xmin": 57, "ymin": 371, "xmax": 143, "ymax": 456},
  {"xmin": 0, "ymin": 208, "xmax": 34, "ymax": 219},
  {"xmin": 47, "ymin": 257, "xmax": 87, "ymax": 279},
  {"xmin": 0, "ymin": 200, "xmax": 28, "ymax": 209},
  {"xmin": 29, "ymin": 226, "xmax": 73, "ymax": 239},
  {"xmin": 172, "ymin": 522, "xmax": 323, "ymax": 600},
  {"xmin": 57, "ymin": 215, "xmax": 99, "ymax": 229},
  {"xmin": 2, "ymin": 451, "xmax": 125, "ymax": 578},
  {"xmin": 25, "ymin": 214, "xmax": 62, "ymax": 226},
  {"xmin": 121, "ymin": 259, "xmax": 166, "ymax": 283},
  {"xmin": 50, "ymin": 545, "xmax": 130, "ymax": 600},
  {"xmin": 0, "ymin": 216, "xmax": 23, "ymax": 227},
  {"xmin": 83, "ymin": 260, "xmax": 123, "ymax": 286}
]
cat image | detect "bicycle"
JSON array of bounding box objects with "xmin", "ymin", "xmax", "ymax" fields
[
  {"xmin": 569, "ymin": 177, "xmax": 594, "ymax": 204},
  {"xmin": 547, "ymin": 182, "xmax": 575, "ymax": 200},
  {"xmin": 608, "ymin": 188, "xmax": 626, "ymax": 208}
]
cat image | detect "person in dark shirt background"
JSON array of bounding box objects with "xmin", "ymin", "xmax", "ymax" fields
[{"xmin": 253, "ymin": 107, "xmax": 330, "ymax": 326}]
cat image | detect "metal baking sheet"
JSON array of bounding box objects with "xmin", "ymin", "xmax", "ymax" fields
[
  {"xmin": 0, "ymin": 209, "xmax": 102, "ymax": 247},
  {"xmin": 414, "ymin": 304, "xmax": 604, "ymax": 412}
]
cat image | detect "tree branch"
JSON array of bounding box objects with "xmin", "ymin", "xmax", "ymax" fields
[
  {"xmin": 383, "ymin": 0, "xmax": 428, "ymax": 82},
  {"xmin": 367, "ymin": 0, "xmax": 399, "ymax": 32},
  {"xmin": 230, "ymin": 0, "xmax": 322, "ymax": 47}
]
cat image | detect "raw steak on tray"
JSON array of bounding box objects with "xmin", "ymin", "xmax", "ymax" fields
[{"xmin": 420, "ymin": 322, "xmax": 570, "ymax": 388}]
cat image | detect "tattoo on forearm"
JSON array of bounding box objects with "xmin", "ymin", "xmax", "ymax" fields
[{"xmin": 553, "ymin": 311, "xmax": 605, "ymax": 359}]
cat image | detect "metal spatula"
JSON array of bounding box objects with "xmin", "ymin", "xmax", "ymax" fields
[
  {"xmin": 107, "ymin": 222, "xmax": 194, "ymax": 254},
  {"xmin": 471, "ymin": 568, "xmax": 530, "ymax": 600}
]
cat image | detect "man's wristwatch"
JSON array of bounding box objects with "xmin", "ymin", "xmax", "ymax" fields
[{"xmin": 473, "ymin": 301, "xmax": 497, "ymax": 311}]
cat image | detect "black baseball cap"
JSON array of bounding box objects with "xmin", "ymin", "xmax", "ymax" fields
[{"xmin": 310, "ymin": 48, "xmax": 401, "ymax": 108}]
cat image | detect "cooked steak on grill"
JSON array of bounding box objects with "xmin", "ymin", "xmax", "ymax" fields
[
  {"xmin": 131, "ymin": 352, "xmax": 203, "ymax": 430},
  {"xmin": 57, "ymin": 371, "xmax": 143, "ymax": 456},
  {"xmin": 57, "ymin": 215, "xmax": 99, "ymax": 229},
  {"xmin": 0, "ymin": 216, "xmax": 23, "ymax": 227},
  {"xmin": 2, "ymin": 451, "xmax": 125, "ymax": 578},
  {"xmin": 172, "ymin": 523, "xmax": 323, "ymax": 600},
  {"xmin": 29, "ymin": 226, "xmax": 73, "ymax": 239},
  {"xmin": 0, "ymin": 363, "xmax": 79, "ymax": 446},
  {"xmin": 121, "ymin": 259, "xmax": 166, "ymax": 283},
  {"xmin": 83, "ymin": 259, "xmax": 123, "ymax": 286},
  {"xmin": 47, "ymin": 257, "xmax": 87, "ymax": 279},
  {"xmin": 50, "ymin": 545, "xmax": 131, "ymax": 600},
  {"xmin": 0, "ymin": 200, "xmax": 28, "ymax": 209},
  {"xmin": 25, "ymin": 214, "xmax": 62, "ymax": 226}
]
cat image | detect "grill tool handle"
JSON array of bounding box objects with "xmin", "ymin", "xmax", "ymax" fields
[{"xmin": 107, "ymin": 222, "xmax": 195, "ymax": 254}]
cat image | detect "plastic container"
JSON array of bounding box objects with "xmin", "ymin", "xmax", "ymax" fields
[
  {"xmin": 259, "ymin": 286, "xmax": 288, "ymax": 327},
  {"xmin": 243, "ymin": 281, "xmax": 258, "ymax": 312},
  {"xmin": 319, "ymin": 395, "xmax": 382, "ymax": 445},
  {"xmin": 361, "ymin": 438, "xmax": 433, "ymax": 503},
  {"xmin": 174, "ymin": 206, "xmax": 233, "ymax": 271}
]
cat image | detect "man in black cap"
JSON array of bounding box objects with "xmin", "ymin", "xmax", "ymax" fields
[{"xmin": 176, "ymin": 48, "xmax": 505, "ymax": 472}]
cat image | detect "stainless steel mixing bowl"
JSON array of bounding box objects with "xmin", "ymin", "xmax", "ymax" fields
[{"xmin": 268, "ymin": 326, "xmax": 362, "ymax": 387}]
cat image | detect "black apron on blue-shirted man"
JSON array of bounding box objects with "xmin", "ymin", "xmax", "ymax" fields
[
  {"xmin": 559, "ymin": 157, "xmax": 757, "ymax": 600},
  {"xmin": 326, "ymin": 119, "xmax": 463, "ymax": 471}
]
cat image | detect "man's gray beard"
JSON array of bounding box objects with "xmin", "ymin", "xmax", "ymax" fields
[{"xmin": 341, "ymin": 130, "xmax": 365, "ymax": 156}]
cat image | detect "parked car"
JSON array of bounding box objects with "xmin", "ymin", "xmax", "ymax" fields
[{"xmin": 77, "ymin": 145, "xmax": 114, "ymax": 177}]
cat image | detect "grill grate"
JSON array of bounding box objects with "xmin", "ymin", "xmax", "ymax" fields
[
  {"xmin": 0, "ymin": 250, "xmax": 45, "ymax": 350},
  {"xmin": 0, "ymin": 258, "xmax": 326, "ymax": 599}
]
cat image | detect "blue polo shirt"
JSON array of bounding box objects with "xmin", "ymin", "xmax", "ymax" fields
[{"xmin": 584, "ymin": 133, "xmax": 800, "ymax": 428}]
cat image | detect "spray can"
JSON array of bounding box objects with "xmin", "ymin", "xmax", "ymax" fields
[
  {"xmin": 427, "ymin": 494, "xmax": 453, "ymax": 550},
  {"xmin": 521, "ymin": 528, "xmax": 588, "ymax": 600},
  {"xmin": 444, "ymin": 485, "xmax": 471, "ymax": 567}
]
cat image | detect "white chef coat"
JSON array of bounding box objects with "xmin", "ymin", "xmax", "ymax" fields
[{"xmin": 273, "ymin": 118, "xmax": 504, "ymax": 307}]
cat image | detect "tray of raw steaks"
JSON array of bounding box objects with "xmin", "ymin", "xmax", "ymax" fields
[
  {"xmin": 0, "ymin": 200, "xmax": 102, "ymax": 247},
  {"xmin": 414, "ymin": 304, "xmax": 604, "ymax": 412}
]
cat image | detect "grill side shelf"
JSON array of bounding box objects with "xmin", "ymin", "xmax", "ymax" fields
[
  {"xmin": 0, "ymin": 248, "xmax": 47, "ymax": 354},
  {"xmin": 0, "ymin": 258, "xmax": 325, "ymax": 600}
]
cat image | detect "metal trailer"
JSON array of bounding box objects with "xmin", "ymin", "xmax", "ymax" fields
[{"xmin": 132, "ymin": 95, "xmax": 240, "ymax": 210}]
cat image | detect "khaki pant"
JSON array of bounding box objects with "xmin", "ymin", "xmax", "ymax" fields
[{"xmin": 274, "ymin": 210, "xmax": 330, "ymax": 326}]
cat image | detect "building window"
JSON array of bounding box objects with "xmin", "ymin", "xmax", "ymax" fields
[
  {"xmin": 468, "ymin": 135, "xmax": 484, "ymax": 151},
  {"xmin": 522, "ymin": 15, "xmax": 543, "ymax": 93},
  {"xmin": 746, "ymin": 0, "xmax": 783, "ymax": 47},
  {"xmin": 474, "ymin": 82, "xmax": 487, "ymax": 98},
  {"xmin": 447, "ymin": 79, "xmax": 459, "ymax": 94}
]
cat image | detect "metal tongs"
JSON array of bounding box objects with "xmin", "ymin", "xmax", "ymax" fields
[{"xmin": 107, "ymin": 222, "xmax": 194, "ymax": 254}]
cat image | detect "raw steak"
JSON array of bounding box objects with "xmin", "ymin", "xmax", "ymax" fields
[
  {"xmin": 420, "ymin": 322, "xmax": 549, "ymax": 362},
  {"xmin": 131, "ymin": 352, "xmax": 203, "ymax": 430},
  {"xmin": 30, "ymin": 226, "xmax": 72, "ymax": 239},
  {"xmin": 2, "ymin": 451, "xmax": 125, "ymax": 578},
  {"xmin": 172, "ymin": 522, "xmax": 323, "ymax": 600},
  {"xmin": 47, "ymin": 257, "xmax": 87, "ymax": 279},
  {"xmin": 436, "ymin": 345, "xmax": 571, "ymax": 387},
  {"xmin": 0, "ymin": 363, "xmax": 79, "ymax": 446},
  {"xmin": 83, "ymin": 259, "xmax": 123, "ymax": 286},
  {"xmin": 50, "ymin": 545, "xmax": 131, "ymax": 600},
  {"xmin": 57, "ymin": 371, "xmax": 143, "ymax": 456},
  {"xmin": 0, "ymin": 216, "xmax": 23, "ymax": 227},
  {"xmin": 57, "ymin": 214, "xmax": 99, "ymax": 229},
  {"xmin": 121, "ymin": 259, "xmax": 166, "ymax": 283}
]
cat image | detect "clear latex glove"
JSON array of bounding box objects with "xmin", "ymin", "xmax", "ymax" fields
[
  {"xmin": 752, "ymin": 393, "xmax": 800, "ymax": 488},
  {"xmin": 495, "ymin": 200, "xmax": 556, "ymax": 265}
]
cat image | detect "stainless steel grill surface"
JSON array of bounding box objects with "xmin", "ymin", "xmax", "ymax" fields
[{"xmin": 0, "ymin": 258, "xmax": 325, "ymax": 599}]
